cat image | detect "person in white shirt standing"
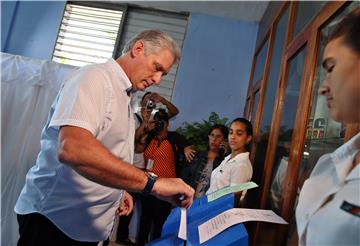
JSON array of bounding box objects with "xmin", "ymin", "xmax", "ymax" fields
[
  {"xmin": 14, "ymin": 29, "xmax": 194, "ymax": 246},
  {"xmin": 206, "ymin": 118, "xmax": 253, "ymax": 202},
  {"xmin": 296, "ymin": 8, "xmax": 360, "ymax": 245}
]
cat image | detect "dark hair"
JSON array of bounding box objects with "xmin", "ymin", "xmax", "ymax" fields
[
  {"xmin": 141, "ymin": 92, "xmax": 152, "ymax": 103},
  {"xmin": 230, "ymin": 118, "xmax": 253, "ymax": 136},
  {"xmin": 154, "ymin": 109, "xmax": 169, "ymax": 123},
  {"xmin": 329, "ymin": 7, "xmax": 360, "ymax": 54},
  {"xmin": 208, "ymin": 124, "xmax": 229, "ymax": 139},
  {"xmin": 230, "ymin": 118, "xmax": 253, "ymax": 151}
]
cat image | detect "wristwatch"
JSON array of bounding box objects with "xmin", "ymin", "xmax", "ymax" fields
[{"xmin": 142, "ymin": 172, "xmax": 158, "ymax": 195}]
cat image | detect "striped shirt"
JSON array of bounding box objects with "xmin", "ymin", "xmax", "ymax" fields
[{"xmin": 144, "ymin": 137, "xmax": 176, "ymax": 178}]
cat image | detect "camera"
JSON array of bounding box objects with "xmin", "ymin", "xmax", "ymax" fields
[
  {"xmin": 153, "ymin": 109, "xmax": 168, "ymax": 133},
  {"xmin": 146, "ymin": 99, "xmax": 155, "ymax": 110},
  {"xmin": 154, "ymin": 120, "xmax": 165, "ymax": 132}
]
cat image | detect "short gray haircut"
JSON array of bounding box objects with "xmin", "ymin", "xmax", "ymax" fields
[{"xmin": 122, "ymin": 29, "xmax": 181, "ymax": 64}]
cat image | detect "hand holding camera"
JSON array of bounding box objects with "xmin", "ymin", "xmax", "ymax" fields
[
  {"xmin": 139, "ymin": 102, "xmax": 155, "ymax": 134},
  {"xmin": 148, "ymin": 93, "xmax": 163, "ymax": 104},
  {"xmin": 143, "ymin": 93, "xmax": 163, "ymax": 110},
  {"xmin": 145, "ymin": 99, "xmax": 156, "ymax": 111},
  {"xmin": 139, "ymin": 92, "xmax": 174, "ymax": 135},
  {"xmin": 154, "ymin": 119, "xmax": 165, "ymax": 133},
  {"xmin": 152, "ymin": 109, "xmax": 169, "ymax": 134}
]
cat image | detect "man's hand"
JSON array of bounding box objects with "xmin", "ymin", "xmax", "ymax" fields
[
  {"xmin": 149, "ymin": 92, "xmax": 163, "ymax": 104},
  {"xmin": 144, "ymin": 92, "xmax": 179, "ymax": 119},
  {"xmin": 135, "ymin": 107, "xmax": 155, "ymax": 144},
  {"xmin": 184, "ymin": 145, "xmax": 197, "ymax": 162},
  {"xmin": 152, "ymin": 178, "xmax": 194, "ymax": 209},
  {"xmin": 117, "ymin": 191, "xmax": 134, "ymax": 216}
]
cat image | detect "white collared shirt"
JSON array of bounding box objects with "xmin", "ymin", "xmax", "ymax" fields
[
  {"xmin": 206, "ymin": 152, "xmax": 252, "ymax": 199},
  {"xmin": 296, "ymin": 132, "xmax": 360, "ymax": 245},
  {"xmin": 133, "ymin": 113, "xmax": 145, "ymax": 169},
  {"xmin": 15, "ymin": 58, "xmax": 135, "ymax": 241}
]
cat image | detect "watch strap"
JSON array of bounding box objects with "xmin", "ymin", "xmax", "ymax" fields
[{"xmin": 142, "ymin": 172, "xmax": 157, "ymax": 195}]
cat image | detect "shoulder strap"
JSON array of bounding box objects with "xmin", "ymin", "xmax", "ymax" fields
[
  {"xmin": 166, "ymin": 132, "xmax": 178, "ymax": 153},
  {"xmin": 134, "ymin": 113, "xmax": 142, "ymax": 124}
]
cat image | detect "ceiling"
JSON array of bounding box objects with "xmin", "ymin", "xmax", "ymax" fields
[{"xmin": 112, "ymin": 1, "xmax": 269, "ymax": 22}]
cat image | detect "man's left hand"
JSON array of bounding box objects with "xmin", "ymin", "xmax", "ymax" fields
[{"xmin": 117, "ymin": 191, "xmax": 134, "ymax": 216}]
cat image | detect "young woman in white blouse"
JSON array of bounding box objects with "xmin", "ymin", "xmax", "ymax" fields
[
  {"xmin": 296, "ymin": 8, "xmax": 360, "ymax": 245},
  {"xmin": 206, "ymin": 118, "xmax": 253, "ymax": 200}
]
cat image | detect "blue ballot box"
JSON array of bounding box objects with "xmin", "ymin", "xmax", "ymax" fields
[
  {"xmin": 159, "ymin": 193, "xmax": 248, "ymax": 246},
  {"xmin": 188, "ymin": 223, "xmax": 248, "ymax": 246},
  {"xmin": 187, "ymin": 210, "xmax": 248, "ymax": 246},
  {"xmin": 162, "ymin": 193, "xmax": 235, "ymax": 237}
]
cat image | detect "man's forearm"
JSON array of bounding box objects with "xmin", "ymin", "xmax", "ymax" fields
[
  {"xmin": 58, "ymin": 125, "xmax": 147, "ymax": 192},
  {"xmin": 135, "ymin": 122, "xmax": 148, "ymax": 142},
  {"xmin": 161, "ymin": 98, "xmax": 179, "ymax": 118},
  {"xmin": 58, "ymin": 126, "xmax": 195, "ymax": 209}
]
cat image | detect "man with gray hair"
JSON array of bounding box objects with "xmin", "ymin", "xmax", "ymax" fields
[{"xmin": 15, "ymin": 29, "xmax": 194, "ymax": 246}]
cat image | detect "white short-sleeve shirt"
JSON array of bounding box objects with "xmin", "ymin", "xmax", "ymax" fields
[
  {"xmin": 133, "ymin": 113, "xmax": 145, "ymax": 169},
  {"xmin": 296, "ymin": 133, "xmax": 360, "ymax": 245},
  {"xmin": 15, "ymin": 58, "xmax": 135, "ymax": 241},
  {"xmin": 206, "ymin": 152, "xmax": 252, "ymax": 199}
]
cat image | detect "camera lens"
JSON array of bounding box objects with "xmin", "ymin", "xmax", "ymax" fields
[
  {"xmin": 146, "ymin": 100, "xmax": 155, "ymax": 110},
  {"xmin": 155, "ymin": 120, "xmax": 164, "ymax": 132}
]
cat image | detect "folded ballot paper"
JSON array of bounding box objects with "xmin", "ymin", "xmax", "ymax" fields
[
  {"xmin": 207, "ymin": 181, "xmax": 258, "ymax": 202},
  {"xmin": 178, "ymin": 208, "xmax": 187, "ymax": 240},
  {"xmin": 198, "ymin": 208, "xmax": 288, "ymax": 244}
]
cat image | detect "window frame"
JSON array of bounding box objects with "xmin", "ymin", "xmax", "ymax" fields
[
  {"xmin": 51, "ymin": 1, "xmax": 127, "ymax": 66},
  {"xmin": 52, "ymin": 1, "xmax": 189, "ymax": 103},
  {"xmin": 244, "ymin": 1, "xmax": 357, "ymax": 245}
]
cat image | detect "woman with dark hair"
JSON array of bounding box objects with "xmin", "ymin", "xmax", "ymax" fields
[
  {"xmin": 181, "ymin": 124, "xmax": 229, "ymax": 198},
  {"xmin": 296, "ymin": 8, "xmax": 360, "ymax": 245},
  {"xmin": 206, "ymin": 118, "xmax": 253, "ymax": 201}
]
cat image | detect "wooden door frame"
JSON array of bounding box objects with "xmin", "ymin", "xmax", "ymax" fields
[
  {"xmin": 249, "ymin": 1, "xmax": 350, "ymax": 245},
  {"xmin": 275, "ymin": 1, "xmax": 348, "ymax": 245}
]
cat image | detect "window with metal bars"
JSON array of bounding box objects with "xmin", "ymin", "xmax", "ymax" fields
[
  {"xmin": 52, "ymin": 2, "xmax": 188, "ymax": 102},
  {"xmin": 52, "ymin": 3, "xmax": 123, "ymax": 67}
]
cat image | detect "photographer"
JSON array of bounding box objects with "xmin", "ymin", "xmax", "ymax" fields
[
  {"xmin": 135, "ymin": 92, "xmax": 179, "ymax": 144},
  {"xmin": 116, "ymin": 93, "xmax": 179, "ymax": 245},
  {"xmin": 137, "ymin": 109, "xmax": 190, "ymax": 245}
]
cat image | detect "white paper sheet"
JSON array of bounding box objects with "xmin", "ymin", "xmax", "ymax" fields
[
  {"xmin": 178, "ymin": 207, "xmax": 187, "ymax": 240},
  {"xmin": 198, "ymin": 208, "xmax": 288, "ymax": 244}
]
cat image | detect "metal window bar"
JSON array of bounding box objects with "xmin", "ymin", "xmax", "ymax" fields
[
  {"xmin": 58, "ymin": 28, "xmax": 118, "ymax": 42},
  {"xmin": 54, "ymin": 42, "xmax": 113, "ymax": 54},
  {"xmin": 52, "ymin": 3, "xmax": 123, "ymax": 67}
]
